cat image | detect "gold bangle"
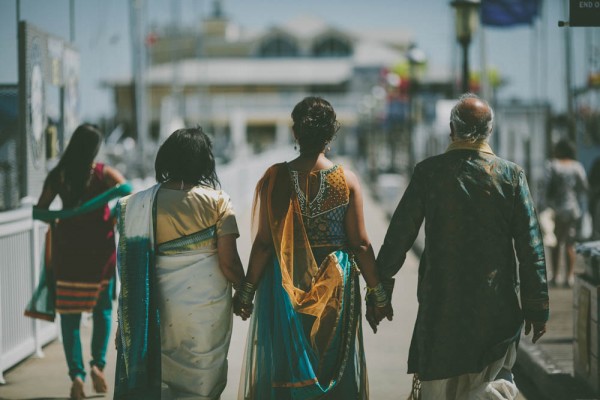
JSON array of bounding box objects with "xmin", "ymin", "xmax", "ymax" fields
[
  {"xmin": 366, "ymin": 283, "xmax": 389, "ymax": 307},
  {"xmin": 237, "ymin": 281, "xmax": 256, "ymax": 305}
]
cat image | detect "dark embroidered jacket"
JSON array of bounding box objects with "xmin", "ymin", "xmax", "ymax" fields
[{"xmin": 376, "ymin": 141, "xmax": 549, "ymax": 381}]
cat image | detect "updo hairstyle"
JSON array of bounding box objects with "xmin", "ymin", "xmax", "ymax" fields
[{"xmin": 291, "ymin": 96, "xmax": 340, "ymax": 155}]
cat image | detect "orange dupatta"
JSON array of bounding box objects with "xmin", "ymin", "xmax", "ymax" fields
[{"xmin": 253, "ymin": 163, "xmax": 346, "ymax": 356}]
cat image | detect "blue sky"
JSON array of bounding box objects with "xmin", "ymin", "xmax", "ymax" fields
[{"xmin": 0, "ymin": 0, "xmax": 594, "ymax": 120}]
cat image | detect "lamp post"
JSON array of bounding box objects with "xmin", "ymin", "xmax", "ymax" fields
[
  {"xmin": 451, "ymin": 0, "xmax": 480, "ymax": 94},
  {"xmin": 406, "ymin": 43, "xmax": 427, "ymax": 173}
]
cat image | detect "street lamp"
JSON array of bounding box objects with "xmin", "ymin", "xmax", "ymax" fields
[
  {"xmin": 451, "ymin": 0, "xmax": 480, "ymax": 94},
  {"xmin": 406, "ymin": 43, "xmax": 427, "ymax": 173}
]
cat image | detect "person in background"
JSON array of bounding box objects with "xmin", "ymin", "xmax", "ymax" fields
[
  {"xmin": 114, "ymin": 127, "xmax": 245, "ymax": 400},
  {"xmin": 36, "ymin": 123, "xmax": 127, "ymax": 400},
  {"xmin": 373, "ymin": 94, "xmax": 548, "ymax": 400},
  {"xmin": 545, "ymin": 139, "xmax": 588, "ymax": 287},
  {"xmin": 236, "ymin": 97, "xmax": 391, "ymax": 400}
]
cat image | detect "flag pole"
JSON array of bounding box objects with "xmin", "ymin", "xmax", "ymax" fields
[
  {"xmin": 479, "ymin": 26, "xmax": 490, "ymax": 101},
  {"xmin": 531, "ymin": 12, "xmax": 539, "ymax": 102},
  {"xmin": 540, "ymin": 0, "xmax": 548, "ymax": 103},
  {"xmin": 564, "ymin": 0, "xmax": 575, "ymax": 141}
]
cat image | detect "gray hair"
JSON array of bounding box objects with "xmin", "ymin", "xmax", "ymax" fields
[{"xmin": 450, "ymin": 93, "xmax": 494, "ymax": 142}]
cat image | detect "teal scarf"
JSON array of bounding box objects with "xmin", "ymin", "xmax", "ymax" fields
[{"xmin": 32, "ymin": 182, "xmax": 133, "ymax": 222}]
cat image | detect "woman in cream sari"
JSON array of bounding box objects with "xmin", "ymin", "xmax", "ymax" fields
[
  {"xmin": 236, "ymin": 97, "xmax": 393, "ymax": 400},
  {"xmin": 115, "ymin": 128, "xmax": 245, "ymax": 400}
]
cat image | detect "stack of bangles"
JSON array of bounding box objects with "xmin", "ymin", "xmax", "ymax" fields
[
  {"xmin": 236, "ymin": 281, "xmax": 256, "ymax": 307},
  {"xmin": 366, "ymin": 282, "xmax": 390, "ymax": 308}
]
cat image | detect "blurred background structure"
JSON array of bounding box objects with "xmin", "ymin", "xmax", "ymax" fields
[{"xmin": 1, "ymin": 0, "xmax": 600, "ymax": 398}]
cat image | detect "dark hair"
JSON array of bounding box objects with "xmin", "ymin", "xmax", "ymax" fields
[
  {"xmin": 155, "ymin": 127, "xmax": 220, "ymax": 188},
  {"xmin": 292, "ymin": 96, "xmax": 340, "ymax": 155},
  {"xmin": 554, "ymin": 138, "xmax": 576, "ymax": 160},
  {"xmin": 50, "ymin": 123, "xmax": 103, "ymax": 203}
]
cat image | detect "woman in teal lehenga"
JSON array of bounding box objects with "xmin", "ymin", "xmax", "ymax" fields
[{"xmin": 235, "ymin": 97, "xmax": 393, "ymax": 400}]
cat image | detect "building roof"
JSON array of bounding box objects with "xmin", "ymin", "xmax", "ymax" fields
[
  {"xmin": 274, "ymin": 15, "xmax": 412, "ymax": 46},
  {"xmin": 353, "ymin": 39, "xmax": 405, "ymax": 67},
  {"xmin": 107, "ymin": 58, "xmax": 354, "ymax": 86},
  {"xmin": 351, "ymin": 28, "xmax": 414, "ymax": 49},
  {"xmin": 276, "ymin": 15, "xmax": 332, "ymax": 39}
]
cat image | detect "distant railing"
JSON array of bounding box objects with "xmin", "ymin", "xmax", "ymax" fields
[
  {"xmin": 0, "ymin": 207, "xmax": 58, "ymax": 384},
  {"xmin": 152, "ymin": 93, "xmax": 361, "ymax": 122},
  {"xmin": 217, "ymin": 147, "xmax": 296, "ymax": 209}
]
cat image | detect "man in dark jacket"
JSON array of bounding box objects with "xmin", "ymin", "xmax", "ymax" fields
[{"xmin": 371, "ymin": 93, "xmax": 548, "ymax": 399}]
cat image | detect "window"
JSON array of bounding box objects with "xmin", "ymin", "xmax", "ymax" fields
[
  {"xmin": 312, "ymin": 37, "xmax": 351, "ymax": 57},
  {"xmin": 258, "ymin": 36, "xmax": 299, "ymax": 57}
]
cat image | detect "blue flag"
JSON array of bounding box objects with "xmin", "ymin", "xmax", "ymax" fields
[{"xmin": 481, "ymin": 0, "xmax": 541, "ymax": 27}]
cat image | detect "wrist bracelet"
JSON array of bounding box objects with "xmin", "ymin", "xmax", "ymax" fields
[
  {"xmin": 366, "ymin": 282, "xmax": 389, "ymax": 308},
  {"xmin": 237, "ymin": 281, "xmax": 257, "ymax": 305}
]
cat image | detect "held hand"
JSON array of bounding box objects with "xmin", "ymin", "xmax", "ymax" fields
[
  {"xmin": 233, "ymin": 292, "xmax": 253, "ymax": 321},
  {"xmin": 524, "ymin": 320, "xmax": 546, "ymax": 343},
  {"xmin": 366, "ymin": 303, "xmax": 394, "ymax": 334},
  {"xmin": 374, "ymin": 303, "xmax": 394, "ymax": 326},
  {"xmin": 378, "ymin": 302, "xmax": 394, "ymax": 322},
  {"xmin": 366, "ymin": 305, "xmax": 379, "ymax": 333},
  {"xmin": 365, "ymin": 282, "xmax": 394, "ymax": 334}
]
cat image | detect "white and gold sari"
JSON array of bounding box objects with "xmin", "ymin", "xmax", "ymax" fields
[{"xmin": 116, "ymin": 184, "xmax": 239, "ymax": 400}]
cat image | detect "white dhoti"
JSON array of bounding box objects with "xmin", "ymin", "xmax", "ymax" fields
[{"xmin": 420, "ymin": 343, "xmax": 519, "ymax": 400}]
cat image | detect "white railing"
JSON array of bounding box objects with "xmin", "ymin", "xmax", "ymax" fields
[
  {"xmin": 180, "ymin": 93, "xmax": 361, "ymax": 122},
  {"xmin": 0, "ymin": 207, "xmax": 58, "ymax": 384}
]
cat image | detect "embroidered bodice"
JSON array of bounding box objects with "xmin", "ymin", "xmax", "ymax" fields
[{"xmin": 289, "ymin": 164, "xmax": 349, "ymax": 248}]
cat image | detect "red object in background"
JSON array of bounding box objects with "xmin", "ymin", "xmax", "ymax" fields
[
  {"xmin": 145, "ymin": 32, "xmax": 158, "ymax": 47},
  {"xmin": 469, "ymin": 81, "xmax": 481, "ymax": 94},
  {"xmin": 454, "ymin": 78, "xmax": 480, "ymax": 95}
]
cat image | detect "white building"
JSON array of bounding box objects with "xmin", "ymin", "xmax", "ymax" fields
[{"xmin": 105, "ymin": 5, "xmax": 414, "ymax": 158}]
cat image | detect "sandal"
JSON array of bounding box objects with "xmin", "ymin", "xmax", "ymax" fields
[
  {"xmin": 90, "ymin": 365, "xmax": 108, "ymax": 393},
  {"xmin": 69, "ymin": 377, "xmax": 86, "ymax": 400}
]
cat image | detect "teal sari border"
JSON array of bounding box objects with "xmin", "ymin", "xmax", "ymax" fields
[
  {"xmin": 114, "ymin": 186, "xmax": 162, "ymax": 400},
  {"xmin": 157, "ymin": 225, "xmax": 216, "ymax": 255}
]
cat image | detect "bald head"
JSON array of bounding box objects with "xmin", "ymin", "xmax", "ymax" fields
[{"xmin": 450, "ymin": 94, "xmax": 494, "ymax": 142}]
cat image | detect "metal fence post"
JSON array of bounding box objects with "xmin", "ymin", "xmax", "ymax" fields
[
  {"xmin": 30, "ymin": 220, "xmax": 44, "ymax": 359},
  {"xmin": 0, "ymin": 253, "xmax": 4, "ymax": 386}
]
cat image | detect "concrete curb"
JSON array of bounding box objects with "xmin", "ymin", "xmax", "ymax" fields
[{"xmin": 516, "ymin": 339, "xmax": 598, "ymax": 400}]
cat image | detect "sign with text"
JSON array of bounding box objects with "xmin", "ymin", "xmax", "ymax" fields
[{"xmin": 570, "ymin": 0, "xmax": 600, "ymax": 26}]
